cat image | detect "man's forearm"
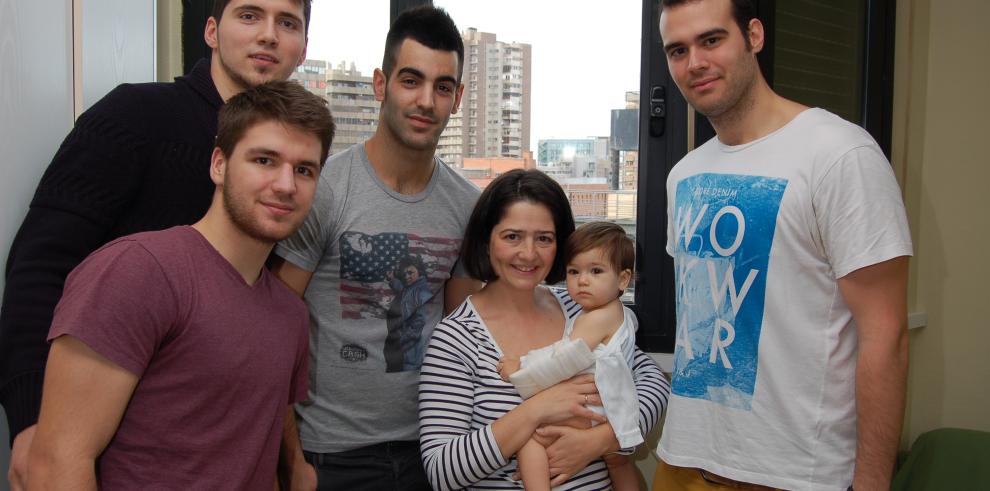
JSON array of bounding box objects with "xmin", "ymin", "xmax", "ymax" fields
[
  {"xmin": 280, "ymin": 410, "xmax": 303, "ymax": 467},
  {"xmin": 852, "ymin": 332, "xmax": 908, "ymax": 489},
  {"xmin": 278, "ymin": 407, "xmax": 312, "ymax": 488}
]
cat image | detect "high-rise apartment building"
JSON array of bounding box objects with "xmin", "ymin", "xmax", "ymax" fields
[
  {"xmin": 325, "ymin": 62, "xmax": 379, "ymax": 155},
  {"xmin": 291, "ymin": 60, "xmax": 379, "ymax": 156},
  {"xmin": 437, "ymin": 28, "xmax": 531, "ymax": 167}
]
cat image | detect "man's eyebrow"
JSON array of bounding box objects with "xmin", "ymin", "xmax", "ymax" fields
[
  {"xmin": 396, "ymin": 67, "xmax": 458, "ymax": 85},
  {"xmin": 245, "ymin": 147, "xmax": 280, "ymax": 158},
  {"xmin": 396, "ymin": 67, "xmax": 426, "ymax": 79},
  {"xmin": 276, "ymin": 9, "xmax": 305, "ymax": 26},
  {"xmin": 232, "ymin": 4, "xmax": 264, "ymax": 16},
  {"xmin": 435, "ymin": 75, "xmax": 459, "ymax": 85},
  {"xmin": 232, "ymin": 4, "xmax": 304, "ymax": 25},
  {"xmin": 696, "ymin": 28, "xmax": 730, "ymax": 40},
  {"xmin": 663, "ymin": 28, "xmax": 730, "ymax": 51},
  {"xmin": 246, "ymin": 147, "xmax": 321, "ymax": 169}
]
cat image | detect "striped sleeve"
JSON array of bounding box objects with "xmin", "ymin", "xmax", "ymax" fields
[
  {"xmin": 629, "ymin": 348, "xmax": 670, "ymax": 449},
  {"xmin": 419, "ymin": 307, "xmax": 508, "ymax": 490}
]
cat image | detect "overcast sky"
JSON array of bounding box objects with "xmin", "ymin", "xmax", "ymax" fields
[{"xmin": 304, "ymin": 0, "xmax": 643, "ymax": 148}]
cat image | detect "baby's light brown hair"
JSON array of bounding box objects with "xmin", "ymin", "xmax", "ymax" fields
[{"xmin": 564, "ymin": 222, "xmax": 635, "ymax": 274}]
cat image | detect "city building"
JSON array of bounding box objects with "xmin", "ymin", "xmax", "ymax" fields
[
  {"xmin": 536, "ymin": 137, "xmax": 610, "ymax": 181},
  {"xmin": 437, "ymin": 28, "xmax": 531, "ymax": 167},
  {"xmin": 558, "ymin": 178, "xmax": 610, "ymax": 219},
  {"xmin": 325, "ymin": 62, "xmax": 379, "ymax": 155},
  {"xmin": 289, "ymin": 60, "xmax": 379, "ymax": 156},
  {"xmin": 610, "ymin": 91, "xmax": 640, "ymax": 190}
]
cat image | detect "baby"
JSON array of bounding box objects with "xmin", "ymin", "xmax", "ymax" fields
[{"xmin": 499, "ymin": 221, "xmax": 641, "ymax": 491}]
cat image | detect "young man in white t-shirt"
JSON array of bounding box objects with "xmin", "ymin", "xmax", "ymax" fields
[{"xmin": 653, "ymin": 1, "xmax": 912, "ymax": 490}]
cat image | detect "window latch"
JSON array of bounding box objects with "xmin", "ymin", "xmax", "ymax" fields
[{"xmin": 649, "ymin": 85, "xmax": 666, "ymax": 137}]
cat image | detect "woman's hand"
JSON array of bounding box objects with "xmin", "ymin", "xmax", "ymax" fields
[
  {"xmin": 492, "ymin": 375, "xmax": 602, "ymax": 463},
  {"xmin": 497, "ymin": 356, "xmax": 520, "ymax": 381},
  {"xmin": 524, "ymin": 374, "xmax": 605, "ymax": 425},
  {"xmin": 537, "ymin": 423, "xmax": 619, "ymax": 486}
]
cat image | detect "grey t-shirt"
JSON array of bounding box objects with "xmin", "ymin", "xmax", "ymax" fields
[{"xmin": 275, "ymin": 143, "xmax": 480, "ymax": 453}]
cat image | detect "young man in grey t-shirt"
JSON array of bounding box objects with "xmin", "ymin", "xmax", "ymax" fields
[{"xmin": 273, "ymin": 7, "xmax": 481, "ymax": 490}]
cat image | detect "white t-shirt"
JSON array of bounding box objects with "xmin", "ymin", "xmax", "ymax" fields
[{"xmin": 658, "ymin": 108, "xmax": 912, "ymax": 490}]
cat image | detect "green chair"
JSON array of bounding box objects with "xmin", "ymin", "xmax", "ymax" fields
[{"xmin": 891, "ymin": 428, "xmax": 990, "ymax": 490}]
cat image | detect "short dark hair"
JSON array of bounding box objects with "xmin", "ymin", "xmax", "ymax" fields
[
  {"xmin": 211, "ymin": 0, "xmax": 313, "ymax": 37},
  {"xmin": 461, "ymin": 169, "xmax": 575, "ymax": 284},
  {"xmin": 216, "ymin": 80, "xmax": 335, "ymax": 165},
  {"xmin": 398, "ymin": 254, "xmax": 427, "ymax": 277},
  {"xmin": 565, "ymin": 222, "xmax": 635, "ymax": 274},
  {"xmin": 382, "ymin": 6, "xmax": 464, "ymax": 82},
  {"xmin": 661, "ymin": 0, "xmax": 757, "ymax": 49}
]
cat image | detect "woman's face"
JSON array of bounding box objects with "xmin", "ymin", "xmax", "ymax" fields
[{"xmin": 488, "ymin": 200, "xmax": 557, "ymax": 291}]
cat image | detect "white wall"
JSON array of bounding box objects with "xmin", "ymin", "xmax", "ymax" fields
[
  {"xmin": 0, "ymin": 0, "xmax": 72, "ymax": 483},
  {"xmin": 895, "ymin": 0, "xmax": 990, "ymax": 447},
  {"xmin": 0, "ymin": 0, "xmax": 73, "ymax": 302},
  {"xmin": 80, "ymin": 0, "xmax": 157, "ymax": 110},
  {"xmin": 1, "ymin": 0, "xmax": 156, "ymax": 484}
]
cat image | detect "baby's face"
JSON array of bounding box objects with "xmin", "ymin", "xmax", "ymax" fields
[{"xmin": 565, "ymin": 248, "xmax": 630, "ymax": 310}]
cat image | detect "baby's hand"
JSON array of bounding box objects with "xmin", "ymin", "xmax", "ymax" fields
[{"xmin": 497, "ymin": 356, "xmax": 520, "ymax": 381}]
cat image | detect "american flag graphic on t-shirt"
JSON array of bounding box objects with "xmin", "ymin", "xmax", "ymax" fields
[{"xmin": 339, "ymin": 231, "xmax": 461, "ymax": 320}]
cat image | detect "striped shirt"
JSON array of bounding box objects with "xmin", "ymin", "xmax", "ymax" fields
[{"xmin": 419, "ymin": 288, "xmax": 670, "ymax": 490}]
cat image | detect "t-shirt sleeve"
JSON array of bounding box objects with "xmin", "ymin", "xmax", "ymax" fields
[
  {"xmin": 275, "ymin": 175, "xmax": 335, "ymax": 272},
  {"xmin": 814, "ymin": 145, "xmax": 913, "ymax": 278},
  {"xmin": 48, "ymin": 240, "xmax": 179, "ymax": 376}
]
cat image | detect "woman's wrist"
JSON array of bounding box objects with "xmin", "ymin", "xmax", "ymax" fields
[
  {"xmin": 491, "ymin": 398, "xmax": 546, "ymax": 461},
  {"xmin": 515, "ymin": 394, "xmax": 549, "ymax": 428}
]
